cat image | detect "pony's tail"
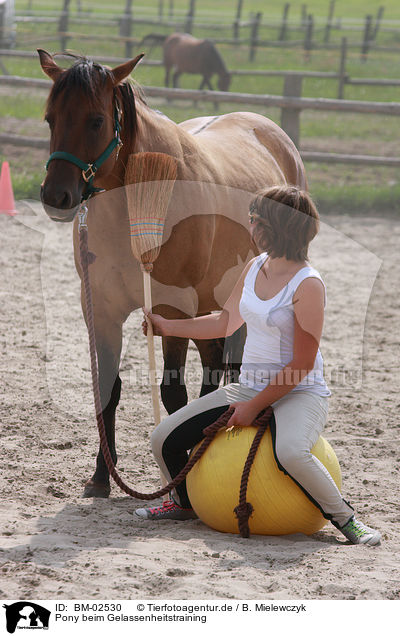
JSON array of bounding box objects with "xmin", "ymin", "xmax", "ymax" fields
[{"xmin": 223, "ymin": 324, "xmax": 247, "ymax": 385}]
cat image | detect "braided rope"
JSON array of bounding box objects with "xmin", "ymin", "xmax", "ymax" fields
[{"xmin": 234, "ymin": 408, "xmax": 272, "ymax": 537}]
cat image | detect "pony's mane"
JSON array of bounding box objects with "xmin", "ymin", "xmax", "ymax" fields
[
  {"xmin": 203, "ymin": 40, "xmax": 229, "ymax": 75},
  {"xmin": 47, "ymin": 55, "xmax": 147, "ymax": 144}
]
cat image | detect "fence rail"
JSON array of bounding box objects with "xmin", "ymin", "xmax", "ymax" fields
[
  {"xmin": 1, "ymin": 74, "xmax": 399, "ymax": 115},
  {"xmin": 0, "ymin": 132, "xmax": 48, "ymax": 149},
  {"xmin": 1, "ymin": 74, "xmax": 399, "ymax": 168},
  {"xmin": 300, "ymin": 151, "xmax": 400, "ymax": 166},
  {"xmin": 1, "ymin": 42, "xmax": 400, "ymax": 100}
]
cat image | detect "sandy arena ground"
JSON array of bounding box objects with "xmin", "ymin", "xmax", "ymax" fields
[{"xmin": 0, "ymin": 201, "xmax": 399, "ymax": 601}]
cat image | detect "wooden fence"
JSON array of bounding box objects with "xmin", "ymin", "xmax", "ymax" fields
[
  {"xmin": 9, "ymin": 0, "xmax": 400, "ymax": 62},
  {"xmin": 1, "ymin": 73, "xmax": 400, "ymax": 167},
  {"xmin": 1, "ymin": 40, "xmax": 400, "ymax": 101}
]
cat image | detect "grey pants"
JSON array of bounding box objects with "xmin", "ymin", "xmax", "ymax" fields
[{"xmin": 151, "ymin": 383, "xmax": 354, "ymax": 528}]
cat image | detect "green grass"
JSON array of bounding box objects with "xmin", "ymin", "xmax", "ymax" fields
[
  {"xmin": 312, "ymin": 181, "xmax": 400, "ymax": 215},
  {"xmin": 300, "ymin": 110, "xmax": 398, "ymax": 142},
  {"xmin": 0, "ymin": 151, "xmax": 43, "ymax": 199},
  {"xmin": 11, "ymin": 171, "xmax": 43, "ymax": 200},
  {"xmin": 0, "ymin": 94, "xmax": 45, "ymax": 119}
]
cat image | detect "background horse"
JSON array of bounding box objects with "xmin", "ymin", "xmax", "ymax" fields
[
  {"xmin": 38, "ymin": 50, "xmax": 306, "ymax": 498},
  {"xmin": 163, "ymin": 32, "xmax": 231, "ymax": 91}
]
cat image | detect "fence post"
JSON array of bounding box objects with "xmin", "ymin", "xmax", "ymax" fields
[
  {"xmin": 249, "ymin": 11, "xmax": 262, "ymax": 62},
  {"xmin": 301, "ymin": 4, "xmax": 307, "ymax": 28},
  {"xmin": 0, "ymin": 4, "xmax": 5, "ymax": 48},
  {"xmin": 120, "ymin": 0, "xmax": 133, "ymax": 58},
  {"xmin": 372, "ymin": 6, "xmax": 384, "ymax": 41},
  {"xmin": 185, "ymin": 0, "xmax": 196, "ymax": 34},
  {"xmin": 279, "ymin": 3, "xmax": 290, "ymax": 41},
  {"xmin": 0, "ymin": 58, "xmax": 9, "ymax": 75},
  {"xmin": 58, "ymin": 0, "xmax": 70, "ymax": 52},
  {"xmin": 281, "ymin": 74, "xmax": 302, "ymax": 148},
  {"xmin": 337, "ymin": 36, "xmax": 348, "ymax": 99},
  {"xmin": 158, "ymin": 0, "xmax": 164, "ymax": 21},
  {"xmin": 169, "ymin": 0, "xmax": 174, "ymax": 20},
  {"xmin": 304, "ymin": 14, "xmax": 313, "ymax": 62},
  {"xmin": 233, "ymin": 0, "xmax": 243, "ymax": 43},
  {"xmin": 361, "ymin": 14, "xmax": 373, "ymax": 62},
  {"xmin": 324, "ymin": 0, "xmax": 335, "ymax": 44}
]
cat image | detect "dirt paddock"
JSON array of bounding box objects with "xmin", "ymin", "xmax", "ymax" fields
[{"xmin": 0, "ymin": 202, "xmax": 399, "ymax": 601}]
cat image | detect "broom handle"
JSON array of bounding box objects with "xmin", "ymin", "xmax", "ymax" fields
[
  {"xmin": 143, "ymin": 270, "xmax": 168, "ymax": 495},
  {"xmin": 143, "ymin": 270, "xmax": 161, "ymax": 426}
]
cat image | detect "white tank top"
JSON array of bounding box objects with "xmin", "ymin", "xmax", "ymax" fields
[{"xmin": 238, "ymin": 253, "xmax": 331, "ymax": 396}]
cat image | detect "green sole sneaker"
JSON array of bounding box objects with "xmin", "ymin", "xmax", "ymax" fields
[{"xmin": 339, "ymin": 516, "xmax": 381, "ymax": 545}]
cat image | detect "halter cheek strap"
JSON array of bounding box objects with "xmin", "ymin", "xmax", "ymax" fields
[{"xmin": 45, "ymin": 103, "xmax": 123, "ymax": 202}]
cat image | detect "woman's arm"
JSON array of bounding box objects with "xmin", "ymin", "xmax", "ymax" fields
[
  {"xmin": 227, "ymin": 277, "xmax": 325, "ymax": 426},
  {"xmin": 143, "ymin": 257, "xmax": 256, "ymax": 340}
]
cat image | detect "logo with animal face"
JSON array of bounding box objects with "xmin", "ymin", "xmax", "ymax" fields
[{"xmin": 3, "ymin": 602, "xmax": 51, "ymax": 634}]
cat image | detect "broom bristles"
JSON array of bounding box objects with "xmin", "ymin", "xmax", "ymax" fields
[{"xmin": 125, "ymin": 152, "xmax": 178, "ymax": 268}]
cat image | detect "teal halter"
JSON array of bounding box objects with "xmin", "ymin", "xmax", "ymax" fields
[{"xmin": 46, "ymin": 103, "xmax": 123, "ymax": 202}]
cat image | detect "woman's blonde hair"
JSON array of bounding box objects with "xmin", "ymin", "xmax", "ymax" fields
[{"xmin": 249, "ymin": 185, "xmax": 320, "ymax": 262}]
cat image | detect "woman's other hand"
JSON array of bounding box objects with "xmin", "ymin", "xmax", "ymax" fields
[{"xmin": 226, "ymin": 401, "xmax": 260, "ymax": 428}]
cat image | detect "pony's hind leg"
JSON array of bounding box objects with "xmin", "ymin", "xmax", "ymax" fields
[
  {"xmin": 160, "ymin": 336, "xmax": 189, "ymax": 414},
  {"xmin": 193, "ymin": 337, "xmax": 225, "ymax": 397},
  {"xmin": 164, "ymin": 66, "xmax": 170, "ymax": 87},
  {"xmin": 172, "ymin": 70, "xmax": 181, "ymax": 88},
  {"xmin": 82, "ymin": 313, "xmax": 123, "ymax": 498}
]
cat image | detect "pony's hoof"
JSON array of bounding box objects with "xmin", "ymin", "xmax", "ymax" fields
[{"xmin": 82, "ymin": 480, "xmax": 111, "ymax": 498}]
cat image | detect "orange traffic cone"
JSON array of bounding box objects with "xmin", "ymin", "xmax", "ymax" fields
[{"xmin": 0, "ymin": 161, "xmax": 17, "ymax": 216}]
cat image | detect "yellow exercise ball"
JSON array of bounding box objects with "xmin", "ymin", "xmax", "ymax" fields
[{"xmin": 186, "ymin": 426, "xmax": 342, "ymax": 536}]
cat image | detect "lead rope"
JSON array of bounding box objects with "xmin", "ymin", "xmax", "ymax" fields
[{"xmin": 78, "ymin": 204, "xmax": 272, "ymax": 535}]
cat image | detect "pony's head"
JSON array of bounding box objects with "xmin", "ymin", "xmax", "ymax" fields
[
  {"xmin": 38, "ymin": 50, "xmax": 143, "ymax": 222},
  {"xmin": 218, "ymin": 71, "xmax": 231, "ymax": 92}
]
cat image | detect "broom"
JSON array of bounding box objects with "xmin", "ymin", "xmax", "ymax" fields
[{"xmin": 125, "ymin": 152, "xmax": 178, "ymax": 489}]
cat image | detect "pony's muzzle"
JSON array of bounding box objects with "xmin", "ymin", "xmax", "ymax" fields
[{"xmin": 40, "ymin": 181, "xmax": 81, "ymax": 222}]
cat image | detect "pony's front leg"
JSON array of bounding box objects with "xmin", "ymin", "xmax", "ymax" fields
[
  {"xmin": 172, "ymin": 70, "xmax": 181, "ymax": 88},
  {"xmin": 165, "ymin": 66, "xmax": 170, "ymax": 87},
  {"xmin": 82, "ymin": 316, "xmax": 123, "ymax": 498}
]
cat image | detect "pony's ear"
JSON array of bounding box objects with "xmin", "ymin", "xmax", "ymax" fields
[
  {"xmin": 111, "ymin": 54, "xmax": 145, "ymax": 85},
  {"xmin": 37, "ymin": 49, "xmax": 63, "ymax": 82}
]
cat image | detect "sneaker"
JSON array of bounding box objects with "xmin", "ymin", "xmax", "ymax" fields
[
  {"xmin": 339, "ymin": 516, "xmax": 381, "ymax": 546},
  {"xmin": 134, "ymin": 500, "xmax": 197, "ymax": 521}
]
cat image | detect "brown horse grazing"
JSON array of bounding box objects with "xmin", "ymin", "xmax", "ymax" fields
[
  {"xmin": 163, "ymin": 32, "xmax": 231, "ymax": 91},
  {"xmin": 38, "ymin": 49, "xmax": 306, "ymax": 498}
]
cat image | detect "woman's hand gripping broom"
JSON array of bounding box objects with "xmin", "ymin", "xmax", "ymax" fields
[{"xmin": 125, "ymin": 152, "xmax": 178, "ymax": 491}]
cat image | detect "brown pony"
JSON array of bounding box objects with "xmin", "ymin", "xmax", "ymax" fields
[
  {"xmin": 163, "ymin": 32, "xmax": 231, "ymax": 91},
  {"xmin": 38, "ymin": 50, "xmax": 306, "ymax": 498}
]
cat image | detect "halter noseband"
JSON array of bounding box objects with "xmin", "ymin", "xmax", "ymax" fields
[{"xmin": 45, "ymin": 102, "xmax": 123, "ymax": 202}]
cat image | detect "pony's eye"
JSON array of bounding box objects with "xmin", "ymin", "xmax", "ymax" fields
[{"xmin": 90, "ymin": 117, "xmax": 104, "ymax": 131}]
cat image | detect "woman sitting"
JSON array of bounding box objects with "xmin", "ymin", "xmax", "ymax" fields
[{"xmin": 135, "ymin": 185, "xmax": 381, "ymax": 546}]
